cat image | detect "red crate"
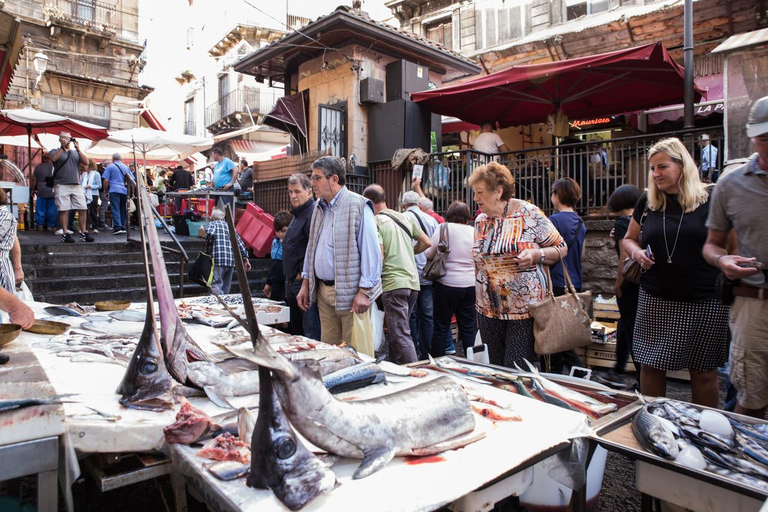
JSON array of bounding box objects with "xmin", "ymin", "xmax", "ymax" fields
[
  {"xmin": 156, "ymin": 204, "xmax": 174, "ymax": 216},
  {"xmin": 190, "ymin": 198, "xmax": 214, "ymax": 216},
  {"xmin": 236, "ymin": 202, "xmax": 275, "ymax": 258}
]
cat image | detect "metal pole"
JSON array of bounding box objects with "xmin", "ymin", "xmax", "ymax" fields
[
  {"xmin": 27, "ymin": 126, "xmax": 33, "ymax": 230},
  {"xmin": 683, "ymin": 0, "xmax": 695, "ymax": 129}
]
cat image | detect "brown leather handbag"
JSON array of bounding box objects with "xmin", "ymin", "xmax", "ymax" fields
[
  {"xmin": 620, "ymin": 207, "xmax": 649, "ymax": 284},
  {"xmin": 529, "ymin": 247, "xmax": 593, "ymax": 355}
]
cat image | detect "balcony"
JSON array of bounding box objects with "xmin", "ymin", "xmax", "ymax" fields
[
  {"xmin": 205, "ymin": 88, "xmax": 282, "ymax": 134},
  {"xmin": 43, "ymin": 0, "xmax": 140, "ymax": 43}
]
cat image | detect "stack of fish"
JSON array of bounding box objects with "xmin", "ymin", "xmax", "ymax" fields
[{"xmin": 632, "ymin": 398, "xmax": 768, "ymax": 493}]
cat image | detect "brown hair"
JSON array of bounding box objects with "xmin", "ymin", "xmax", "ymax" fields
[
  {"xmin": 445, "ymin": 201, "xmax": 471, "ymax": 224},
  {"xmin": 273, "ymin": 210, "xmax": 293, "ymax": 231},
  {"xmin": 468, "ymin": 161, "xmax": 515, "ymax": 201},
  {"xmin": 551, "ymin": 178, "xmax": 582, "ymax": 207},
  {"xmin": 0, "ymin": 187, "xmax": 7, "ymax": 205}
]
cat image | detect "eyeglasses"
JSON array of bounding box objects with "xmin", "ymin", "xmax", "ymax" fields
[{"xmin": 310, "ymin": 175, "xmax": 326, "ymax": 183}]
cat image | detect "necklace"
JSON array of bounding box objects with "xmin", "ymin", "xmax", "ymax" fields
[{"xmin": 662, "ymin": 209, "xmax": 685, "ymax": 264}]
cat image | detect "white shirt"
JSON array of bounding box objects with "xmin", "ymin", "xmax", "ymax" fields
[
  {"xmin": 473, "ymin": 132, "xmax": 505, "ymax": 154},
  {"xmin": 425, "ymin": 223, "xmax": 476, "ymax": 288}
]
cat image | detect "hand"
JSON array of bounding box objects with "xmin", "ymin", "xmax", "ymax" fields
[
  {"xmin": 223, "ymin": 184, "xmax": 232, "ymax": 190},
  {"xmin": 351, "ymin": 290, "xmax": 371, "ymax": 314},
  {"xmin": 8, "ymin": 301, "xmax": 34, "ymax": 329},
  {"xmin": 297, "ymin": 280, "xmax": 310, "ymax": 311},
  {"xmin": 263, "ymin": 284, "xmax": 271, "ymax": 298},
  {"xmin": 514, "ymin": 249, "xmax": 538, "ymax": 270},
  {"xmin": 14, "ymin": 268, "xmax": 23, "ymax": 285},
  {"xmin": 243, "ymin": 259, "xmax": 251, "ymax": 271},
  {"xmin": 609, "ymin": 227, "xmax": 616, "ymax": 243},
  {"xmin": 614, "ymin": 281, "xmax": 623, "ymax": 299},
  {"xmin": 631, "ymin": 246, "xmax": 655, "ymax": 270},
  {"xmin": 718, "ymin": 255, "xmax": 761, "ymax": 281},
  {"xmin": 412, "ymin": 177, "xmax": 422, "ymax": 190}
]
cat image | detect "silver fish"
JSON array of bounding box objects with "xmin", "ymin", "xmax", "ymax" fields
[
  {"xmin": 322, "ymin": 361, "xmax": 386, "ymax": 394},
  {"xmin": 632, "ymin": 406, "xmax": 679, "ymax": 460},
  {"xmin": 706, "ymin": 464, "xmax": 768, "ymax": 493},
  {"xmin": 187, "ymin": 361, "xmax": 261, "ymax": 409},
  {"xmin": 43, "ymin": 306, "xmax": 82, "ymax": 317},
  {"xmin": 238, "ymin": 407, "xmax": 257, "ymax": 442},
  {"xmin": 734, "ymin": 431, "xmax": 768, "ymax": 466},
  {"xmin": 81, "ymin": 320, "xmax": 143, "ymax": 336},
  {"xmin": 109, "ymin": 310, "xmax": 146, "ymax": 323},
  {"xmin": 0, "ymin": 395, "xmax": 74, "ymax": 412},
  {"xmin": 204, "ymin": 460, "xmax": 250, "ymax": 481}
]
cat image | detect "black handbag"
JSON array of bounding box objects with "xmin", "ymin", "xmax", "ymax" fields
[
  {"xmin": 45, "ymin": 151, "xmax": 70, "ymax": 187},
  {"xmin": 422, "ymin": 223, "xmax": 450, "ymax": 281},
  {"xmin": 188, "ymin": 235, "xmax": 214, "ymax": 287}
]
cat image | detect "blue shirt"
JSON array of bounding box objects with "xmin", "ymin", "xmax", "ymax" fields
[
  {"xmin": 213, "ymin": 157, "xmax": 236, "ymax": 188},
  {"xmin": 302, "ymin": 187, "xmax": 381, "ymax": 289},
  {"xmin": 405, "ymin": 205, "xmax": 438, "ymax": 285},
  {"xmin": 700, "ymin": 144, "xmax": 718, "ymax": 172},
  {"xmin": 271, "ymin": 237, "xmax": 283, "ymax": 260},
  {"xmin": 549, "ymin": 211, "xmax": 587, "ymax": 291},
  {"xmin": 103, "ymin": 162, "xmax": 132, "ymax": 195}
]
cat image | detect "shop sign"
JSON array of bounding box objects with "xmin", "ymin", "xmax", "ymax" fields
[{"xmin": 571, "ymin": 117, "xmax": 613, "ymax": 128}]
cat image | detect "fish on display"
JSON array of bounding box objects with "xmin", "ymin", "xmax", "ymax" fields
[
  {"xmin": 632, "ymin": 406, "xmax": 679, "ymax": 460},
  {"xmin": 164, "ymin": 397, "xmax": 223, "ymax": 444},
  {"xmin": 734, "ymin": 431, "xmax": 768, "ymax": 466},
  {"xmin": 198, "ymin": 432, "xmax": 250, "ymax": 463},
  {"xmin": 43, "ymin": 305, "xmax": 82, "ymax": 317},
  {"xmin": 109, "ymin": 310, "xmax": 146, "ymax": 323},
  {"xmin": 238, "ymin": 407, "xmax": 256, "ymax": 442},
  {"xmin": 115, "ymin": 192, "xmax": 174, "ymax": 412},
  {"xmin": 284, "ymin": 347, "xmax": 364, "ymax": 375},
  {"xmin": 204, "ymin": 460, "xmax": 250, "ymax": 481},
  {"xmin": 706, "ymin": 464, "xmax": 768, "ymax": 493},
  {"xmin": 248, "ymin": 369, "xmax": 338, "ymax": 510},
  {"xmin": 322, "ymin": 361, "xmax": 386, "ymax": 394},
  {"xmin": 186, "ymin": 361, "xmax": 261, "ymax": 409},
  {"xmin": 0, "ymin": 395, "xmax": 73, "ymax": 413},
  {"xmin": 81, "ymin": 320, "xmax": 144, "ymax": 336}
]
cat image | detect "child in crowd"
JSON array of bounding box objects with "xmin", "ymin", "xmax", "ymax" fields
[{"xmin": 264, "ymin": 210, "xmax": 292, "ymax": 302}]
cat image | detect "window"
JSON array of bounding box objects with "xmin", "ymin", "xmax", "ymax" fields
[
  {"xmin": 61, "ymin": 99, "xmax": 75, "ymax": 113},
  {"xmin": 93, "ymin": 104, "xmax": 108, "ymax": 118},
  {"xmin": 318, "ymin": 103, "xmax": 346, "ymax": 157},
  {"xmin": 219, "ymin": 74, "xmax": 230, "ymax": 117},
  {"xmin": 426, "ymin": 20, "xmax": 452, "ymax": 50},
  {"xmin": 184, "ymin": 98, "xmax": 195, "ymax": 135},
  {"xmin": 566, "ymin": 0, "xmax": 609, "ymax": 21},
  {"xmin": 75, "ymin": 0, "xmax": 95, "ymax": 21},
  {"xmin": 42, "ymin": 94, "xmax": 109, "ymax": 120}
]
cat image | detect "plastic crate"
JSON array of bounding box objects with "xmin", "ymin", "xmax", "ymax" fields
[
  {"xmin": 236, "ymin": 202, "xmax": 275, "ymax": 258},
  {"xmin": 190, "ymin": 198, "xmax": 214, "ymax": 216},
  {"xmin": 186, "ymin": 220, "xmax": 207, "ymax": 238}
]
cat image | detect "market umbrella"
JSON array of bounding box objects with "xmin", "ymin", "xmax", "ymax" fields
[
  {"xmin": 261, "ymin": 90, "xmax": 309, "ymax": 153},
  {"xmin": 412, "ymin": 42, "xmax": 704, "ymax": 128},
  {"xmin": 87, "ymin": 127, "xmax": 214, "ymax": 164},
  {"xmin": 0, "ymin": 108, "xmax": 110, "ymax": 228}
]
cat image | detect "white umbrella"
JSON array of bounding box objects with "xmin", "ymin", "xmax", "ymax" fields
[{"xmin": 86, "ymin": 127, "xmax": 213, "ymax": 164}]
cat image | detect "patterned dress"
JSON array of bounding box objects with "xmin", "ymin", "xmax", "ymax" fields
[
  {"xmin": 0, "ymin": 206, "xmax": 18, "ymax": 293},
  {"xmin": 472, "ymin": 200, "xmax": 564, "ymax": 367}
]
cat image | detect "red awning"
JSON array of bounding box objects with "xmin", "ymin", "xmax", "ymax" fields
[
  {"xmin": 141, "ymin": 109, "xmax": 167, "ymax": 131},
  {"xmin": 413, "ymin": 42, "xmax": 703, "ymax": 128},
  {"xmin": 647, "ymin": 74, "xmax": 723, "ymax": 124}
]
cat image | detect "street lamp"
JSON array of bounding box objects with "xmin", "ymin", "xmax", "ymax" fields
[{"xmin": 32, "ymin": 51, "xmax": 48, "ymax": 89}]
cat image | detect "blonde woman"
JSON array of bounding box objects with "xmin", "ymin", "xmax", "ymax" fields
[{"xmin": 623, "ymin": 138, "xmax": 728, "ymax": 407}]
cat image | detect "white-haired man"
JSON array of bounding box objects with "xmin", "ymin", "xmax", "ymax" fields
[
  {"xmin": 401, "ymin": 190, "xmax": 439, "ymax": 357},
  {"xmin": 48, "ymin": 131, "xmax": 94, "ymax": 243},
  {"xmin": 411, "ymin": 177, "xmax": 445, "ymax": 224},
  {"xmin": 704, "ymin": 96, "xmax": 768, "ymax": 419},
  {"xmin": 205, "ymin": 209, "xmax": 251, "ymax": 295}
]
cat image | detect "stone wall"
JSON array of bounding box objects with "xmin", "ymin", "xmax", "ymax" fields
[{"xmin": 581, "ymin": 220, "xmax": 620, "ymax": 298}]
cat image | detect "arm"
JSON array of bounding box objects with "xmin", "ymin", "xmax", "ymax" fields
[
  {"xmin": 49, "ymin": 148, "xmax": 65, "ymax": 162},
  {"xmin": 353, "ymin": 205, "xmax": 382, "ymax": 313},
  {"xmin": 413, "ymin": 231, "xmax": 431, "ymax": 255},
  {"xmin": 0, "ymin": 287, "xmax": 34, "ymax": 328},
  {"xmin": 11, "ymin": 236, "xmax": 22, "ymax": 285},
  {"xmin": 622, "ymin": 217, "xmax": 655, "ymax": 269},
  {"xmin": 412, "ymin": 177, "xmax": 426, "ymax": 199},
  {"xmin": 499, "ymin": 143, "xmax": 510, "ymax": 153},
  {"xmin": 73, "ymin": 140, "xmax": 88, "ymax": 166},
  {"xmin": 223, "ymin": 162, "xmax": 238, "ymax": 190},
  {"xmin": 703, "ymin": 229, "xmax": 759, "ymax": 280}
]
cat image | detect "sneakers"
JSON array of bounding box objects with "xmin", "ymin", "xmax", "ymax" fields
[
  {"xmin": 55, "ymin": 229, "xmax": 74, "ymax": 236},
  {"xmin": 98, "ymin": 224, "xmax": 109, "ymax": 231},
  {"xmin": 80, "ymin": 232, "xmax": 95, "ymax": 242},
  {"xmin": 113, "ymin": 229, "xmax": 127, "ymax": 235},
  {"xmin": 594, "ymin": 369, "xmax": 637, "ymax": 390},
  {"xmin": 445, "ymin": 349, "xmax": 457, "ymax": 355},
  {"xmin": 62, "ymin": 233, "xmax": 75, "ymax": 243},
  {"xmin": 92, "ymin": 229, "xmax": 99, "ymax": 234}
]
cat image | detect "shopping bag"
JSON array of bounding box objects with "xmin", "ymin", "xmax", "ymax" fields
[
  {"xmin": 370, "ymin": 300, "xmax": 384, "ymax": 352},
  {"xmin": 188, "ymin": 235, "xmax": 214, "ymax": 288},
  {"xmin": 15, "ymin": 281, "xmax": 33, "ymax": 302},
  {"xmin": 351, "ymin": 310, "xmax": 375, "ymax": 358}
]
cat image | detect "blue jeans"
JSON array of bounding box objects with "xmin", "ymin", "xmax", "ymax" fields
[
  {"xmin": 35, "ymin": 196, "xmax": 59, "ymax": 228},
  {"xmin": 109, "ymin": 192, "xmax": 127, "ymax": 230},
  {"xmin": 409, "ymin": 284, "xmax": 434, "ymax": 359}
]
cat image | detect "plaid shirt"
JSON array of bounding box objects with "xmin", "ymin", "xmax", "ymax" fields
[{"xmin": 205, "ymin": 220, "xmax": 248, "ymax": 267}]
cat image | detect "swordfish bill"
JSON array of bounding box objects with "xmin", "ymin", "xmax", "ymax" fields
[
  {"xmin": 139, "ymin": 180, "xmax": 211, "ymax": 385},
  {"xmin": 116, "ymin": 176, "xmax": 173, "ymax": 410}
]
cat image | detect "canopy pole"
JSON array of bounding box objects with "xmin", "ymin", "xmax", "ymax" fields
[
  {"xmin": 683, "ymin": 0, "xmax": 695, "ymax": 129},
  {"xmin": 27, "ymin": 126, "xmax": 33, "ymax": 230}
]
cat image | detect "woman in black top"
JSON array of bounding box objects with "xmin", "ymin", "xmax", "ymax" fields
[{"xmin": 623, "ymin": 138, "xmax": 728, "ymax": 407}]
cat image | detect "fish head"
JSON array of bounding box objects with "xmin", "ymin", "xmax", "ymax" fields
[
  {"xmin": 291, "ymin": 358, "xmax": 324, "ymax": 381},
  {"xmin": 116, "ymin": 317, "xmax": 173, "ymax": 411},
  {"xmin": 650, "ymin": 429, "xmax": 679, "ymax": 459}
]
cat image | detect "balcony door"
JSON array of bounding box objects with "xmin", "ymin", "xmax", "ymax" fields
[
  {"xmin": 319, "ymin": 103, "xmax": 346, "ymax": 157},
  {"xmin": 219, "ymin": 75, "xmax": 230, "ymax": 118}
]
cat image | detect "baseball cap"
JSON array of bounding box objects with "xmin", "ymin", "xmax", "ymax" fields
[
  {"xmin": 699, "ymin": 134, "xmax": 710, "ymax": 141},
  {"xmin": 746, "ymin": 96, "xmax": 768, "ymax": 137}
]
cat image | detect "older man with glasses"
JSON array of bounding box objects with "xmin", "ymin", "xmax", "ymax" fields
[{"xmin": 297, "ymin": 156, "xmax": 382, "ymax": 347}]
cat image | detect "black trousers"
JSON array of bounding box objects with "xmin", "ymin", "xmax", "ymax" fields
[
  {"xmin": 615, "ymin": 280, "xmax": 640, "ymax": 374},
  {"xmin": 430, "ymin": 282, "xmax": 477, "ymax": 357}
]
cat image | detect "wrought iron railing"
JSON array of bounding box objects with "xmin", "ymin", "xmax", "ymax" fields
[
  {"xmin": 205, "ymin": 88, "xmax": 281, "ymax": 128},
  {"xmin": 43, "ymin": 0, "xmax": 139, "ymax": 41},
  {"xmin": 253, "ymin": 172, "xmax": 368, "ymax": 216}
]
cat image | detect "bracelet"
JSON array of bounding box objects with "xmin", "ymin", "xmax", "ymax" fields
[
  {"xmin": 539, "ymin": 249, "xmax": 546, "ymax": 263},
  {"xmin": 715, "ymin": 254, "xmax": 726, "ymax": 267},
  {"xmin": 632, "ymin": 248, "xmax": 640, "ymax": 261}
]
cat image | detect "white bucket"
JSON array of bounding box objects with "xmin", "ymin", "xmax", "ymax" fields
[{"xmin": 519, "ymin": 445, "xmax": 608, "ymax": 512}]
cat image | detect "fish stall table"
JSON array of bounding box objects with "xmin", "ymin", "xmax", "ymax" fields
[
  {"xmin": 592, "ymin": 404, "xmax": 768, "ymax": 512},
  {"xmin": 0, "ymin": 339, "xmax": 65, "ymax": 512},
  {"xmin": 168, "ymin": 362, "xmax": 592, "ymax": 512}
]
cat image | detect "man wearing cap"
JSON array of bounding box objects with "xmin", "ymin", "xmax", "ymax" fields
[
  {"xmin": 704, "ymin": 96, "xmax": 768, "ymax": 419},
  {"xmin": 699, "ymin": 134, "xmax": 719, "ymax": 183},
  {"xmin": 102, "ymin": 153, "xmax": 135, "ymax": 235},
  {"xmin": 48, "ymin": 131, "xmax": 94, "ymax": 243}
]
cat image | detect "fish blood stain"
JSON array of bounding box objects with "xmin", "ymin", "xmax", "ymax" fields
[{"xmin": 405, "ymin": 455, "xmax": 445, "ymax": 465}]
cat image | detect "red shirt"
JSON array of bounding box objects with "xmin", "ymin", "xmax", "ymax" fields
[{"xmin": 428, "ymin": 211, "xmax": 445, "ymax": 224}]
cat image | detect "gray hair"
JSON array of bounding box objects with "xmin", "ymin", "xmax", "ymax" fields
[
  {"xmin": 401, "ymin": 190, "xmax": 420, "ymax": 206},
  {"xmin": 211, "ymin": 209, "xmax": 225, "ymax": 220},
  {"xmin": 311, "ymin": 156, "xmax": 346, "ymax": 186},
  {"xmin": 112, "ymin": 153, "xmax": 122, "ymax": 161},
  {"xmin": 287, "ymin": 172, "xmax": 311, "ymax": 191},
  {"xmin": 419, "ymin": 197, "xmax": 434, "ymax": 211}
]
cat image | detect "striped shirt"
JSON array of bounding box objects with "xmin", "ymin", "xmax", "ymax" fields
[
  {"xmin": 205, "ymin": 220, "xmax": 248, "ymax": 268},
  {"xmin": 472, "ymin": 201, "xmax": 564, "ymax": 320}
]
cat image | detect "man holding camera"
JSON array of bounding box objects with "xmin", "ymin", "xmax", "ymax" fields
[{"xmin": 48, "ymin": 131, "xmax": 94, "ymax": 243}]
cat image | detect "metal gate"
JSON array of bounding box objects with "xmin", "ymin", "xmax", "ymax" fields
[{"xmin": 319, "ymin": 104, "xmax": 345, "ymax": 157}]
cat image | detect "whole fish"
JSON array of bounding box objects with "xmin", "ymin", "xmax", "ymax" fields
[
  {"xmin": 221, "ymin": 206, "xmax": 481, "ymax": 481},
  {"xmin": 81, "ymin": 320, "xmax": 143, "ymax": 337},
  {"xmin": 116, "ymin": 194, "xmax": 174, "ymax": 412},
  {"xmin": 706, "ymin": 464, "xmax": 768, "ymax": 493},
  {"xmin": 701, "ymin": 446, "xmax": 768, "ymax": 479},
  {"xmin": 734, "ymin": 431, "xmax": 768, "ymax": 466},
  {"xmin": 730, "ymin": 420, "xmax": 768, "ymax": 443},
  {"xmin": 44, "ymin": 306, "xmax": 82, "ymax": 317},
  {"xmin": 248, "ymin": 370, "xmax": 338, "ymax": 510},
  {"xmin": 187, "ymin": 361, "xmax": 261, "ymax": 409},
  {"xmin": 204, "ymin": 461, "xmax": 250, "ymax": 481},
  {"xmin": 109, "ymin": 310, "xmax": 146, "ymax": 323},
  {"xmin": 139, "ymin": 184, "xmax": 211, "ymax": 386},
  {"xmin": 0, "ymin": 396, "xmax": 74, "ymax": 413},
  {"xmin": 632, "ymin": 406, "xmax": 679, "ymax": 460},
  {"xmin": 322, "ymin": 361, "xmax": 386, "ymax": 394},
  {"xmin": 285, "ymin": 347, "xmax": 364, "ymax": 375}
]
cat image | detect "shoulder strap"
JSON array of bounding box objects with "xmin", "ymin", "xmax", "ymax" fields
[
  {"xmin": 381, "ymin": 211, "xmax": 416, "ymax": 239},
  {"xmin": 52, "ymin": 150, "xmax": 71, "ymax": 177},
  {"xmin": 406, "ymin": 209, "xmax": 428, "ymax": 234}
]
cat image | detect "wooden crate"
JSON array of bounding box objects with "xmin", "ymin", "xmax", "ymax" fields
[
  {"xmin": 578, "ymin": 340, "xmax": 690, "ymax": 382},
  {"xmin": 593, "ymin": 300, "xmax": 620, "ymax": 325}
]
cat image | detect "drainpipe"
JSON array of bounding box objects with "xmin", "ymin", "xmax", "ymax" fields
[{"xmin": 683, "ymin": 0, "xmax": 694, "ymax": 129}]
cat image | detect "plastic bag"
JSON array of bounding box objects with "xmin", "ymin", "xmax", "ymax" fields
[
  {"xmin": 370, "ymin": 300, "xmax": 384, "ymax": 352},
  {"xmin": 128, "ymin": 198, "xmax": 137, "ymax": 213},
  {"xmin": 351, "ymin": 310, "xmax": 375, "ymax": 358},
  {"xmin": 15, "ymin": 281, "xmax": 33, "ymax": 302}
]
